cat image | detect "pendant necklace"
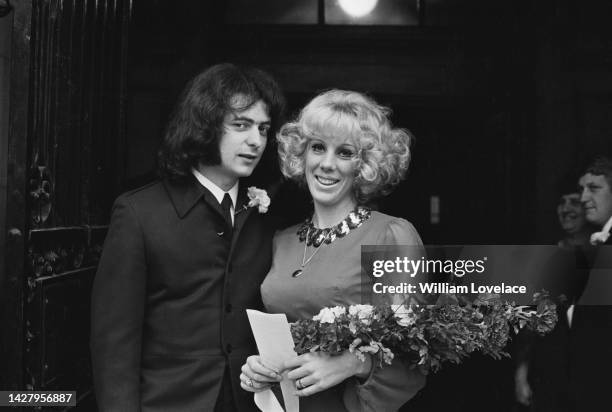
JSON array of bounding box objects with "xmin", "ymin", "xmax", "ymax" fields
[
  {"xmin": 292, "ymin": 227, "xmax": 330, "ymax": 278},
  {"xmin": 292, "ymin": 207, "xmax": 371, "ymax": 278}
]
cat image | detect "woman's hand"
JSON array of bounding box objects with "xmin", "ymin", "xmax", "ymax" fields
[
  {"xmin": 283, "ymin": 351, "xmax": 372, "ymax": 397},
  {"xmin": 240, "ymin": 355, "xmax": 282, "ymax": 393}
]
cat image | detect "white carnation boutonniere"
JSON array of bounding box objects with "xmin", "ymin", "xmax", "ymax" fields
[
  {"xmin": 235, "ymin": 186, "xmax": 271, "ymax": 215},
  {"xmin": 591, "ymin": 231, "xmax": 610, "ymax": 245},
  {"xmin": 590, "ymin": 216, "xmax": 612, "ymax": 245}
]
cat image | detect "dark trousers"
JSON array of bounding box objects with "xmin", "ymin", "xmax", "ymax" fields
[{"xmin": 214, "ymin": 364, "xmax": 237, "ymax": 412}]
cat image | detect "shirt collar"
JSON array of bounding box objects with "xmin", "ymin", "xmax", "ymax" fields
[
  {"xmin": 192, "ymin": 168, "xmax": 238, "ymax": 207},
  {"xmin": 602, "ymin": 215, "xmax": 612, "ymax": 234}
]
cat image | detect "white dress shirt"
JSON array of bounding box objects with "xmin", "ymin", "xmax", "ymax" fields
[{"xmin": 192, "ymin": 168, "xmax": 238, "ymax": 226}]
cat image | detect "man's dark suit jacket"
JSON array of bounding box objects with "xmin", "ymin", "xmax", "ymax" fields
[
  {"xmin": 566, "ymin": 237, "xmax": 612, "ymax": 411},
  {"xmin": 527, "ymin": 239, "xmax": 612, "ymax": 412},
  {"xmin": 91, "ymin": 176, "xmax": 278, "ymax": 412}
]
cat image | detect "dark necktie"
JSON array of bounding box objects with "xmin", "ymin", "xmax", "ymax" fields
[{"xmin": 221, "ymin": 193, "xmax": 233, "ymax": 234}]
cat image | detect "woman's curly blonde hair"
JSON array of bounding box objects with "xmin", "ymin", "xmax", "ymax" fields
[{"xmin": 277, "ymin": 89, "xmax": 413, "ymax": 203}]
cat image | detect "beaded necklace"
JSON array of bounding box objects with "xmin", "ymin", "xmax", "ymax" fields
[
  {"xmin": 296, "ymin": 206, "xmax": 372, "ymax": 247},
  {"xmin": 291, "ymin": 206, "xmax": 371, "ymax": 278}
]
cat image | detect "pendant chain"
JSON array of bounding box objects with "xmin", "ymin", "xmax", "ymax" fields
[
  {"xmin": 292, "ymin": 207, "xmax": 371, "ymax": 278},
  {"xmin": 293, "ymin": 227, "xmax": 331, "ymax": 278},
  {"xmin": 301, "ymin": 227, "xmax": 330, "ymax": 267}
]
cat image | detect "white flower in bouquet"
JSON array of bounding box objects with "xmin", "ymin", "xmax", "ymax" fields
[
  {"xmin": 391, "ymin": 304, "xmax": 416, "ymax": 327},
  {"xmin": 313, "ymin": 306, "xmax": 345, "ymax": 323},
  {"xmin": 354, "ymin": 341, "xmax": 395, "ymax": 364},
  {"xmin": 330, "ymin": 306, "xmax": 346, "ymax": 317},
  {"xmin": 349, "ymin": 304, "xmax": 374, "ymax": 324}
]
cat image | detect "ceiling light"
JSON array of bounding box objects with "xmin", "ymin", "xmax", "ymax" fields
[{"xmin": 337, "ymin": 0, "xmax": 378, "ymax": 18}]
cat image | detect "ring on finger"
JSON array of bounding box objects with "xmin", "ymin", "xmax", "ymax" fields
[
  {"xmin": 246, "ymin": 377, "xmax": 254, "ymax": 387},
  {"xmin": 296, "ymin": 378, "xmax": 304, "ymax": 390}
]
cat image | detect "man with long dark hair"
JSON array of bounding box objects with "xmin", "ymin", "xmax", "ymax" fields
[{"xmin": 91, "ymin": 63, "xmax": 286, "ymax": 411}]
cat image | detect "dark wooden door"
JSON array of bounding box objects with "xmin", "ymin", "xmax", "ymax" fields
[{"xmin": 1, "ymin": 0, "xmax": 131, "ymax": 407}]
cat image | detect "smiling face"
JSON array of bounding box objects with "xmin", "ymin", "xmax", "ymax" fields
[
  {"xmin": 200, "ymin": 99, "xmax": 271, "ymax": 190},
  {"xmin": 557, "ymin": 193, "xmax": 586, "ymax": 234},
  {"xmin": 304, "ymin": 135, "xmax": 359, "ymax": 215},
  {"xmin": 579, "ymin": 173, "xmax": 612, "ymax": 226}
]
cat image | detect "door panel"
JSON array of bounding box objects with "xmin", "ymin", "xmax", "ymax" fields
[{"xmin": 2, "ymin": 0, "xmax": 131, "ymax": 406}]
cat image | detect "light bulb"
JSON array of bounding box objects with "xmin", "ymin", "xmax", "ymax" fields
[{"xmin": 337, "ymin": 0, "xmax": 378, "ymax": 18}]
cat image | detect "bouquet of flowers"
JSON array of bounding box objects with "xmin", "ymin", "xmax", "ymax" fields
[{"xmin": 290, "ymin": 292, "xmax": 557, "ymax": 374}]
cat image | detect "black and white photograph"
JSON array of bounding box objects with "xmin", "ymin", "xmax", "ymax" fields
[{"xmin": 1, "ymin": 0, "xmax": 612, "ymax": 411}]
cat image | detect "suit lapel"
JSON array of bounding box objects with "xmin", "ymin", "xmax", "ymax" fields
[
  {"xmin": 163, "ymin": 175, "xmax": 226, "ymax": 222},
  {"xmin": 231, "ymin": 186, "xmax": 255, "ymax": 250},
  {"xmin": 165, "ymin": 178, "xmax": 278, "ymax": 255}
]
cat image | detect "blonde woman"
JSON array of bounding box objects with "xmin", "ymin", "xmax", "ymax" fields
[{"xmin": 241, "ymin": 90, "xmax": 425, "ymax": 411}]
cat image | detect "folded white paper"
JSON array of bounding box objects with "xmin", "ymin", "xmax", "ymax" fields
[{"xmin": 246, "ymin": 309, "xmax": 299, "ymax": 412}]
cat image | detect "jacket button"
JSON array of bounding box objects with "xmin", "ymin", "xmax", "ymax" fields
[
  {"xmin": 225, "ymin": 303, "xmax": 233, "ymax": 313},
  {"xmin": 226, "ymin": 344, "xmax": 233, "ymax": 353}
]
